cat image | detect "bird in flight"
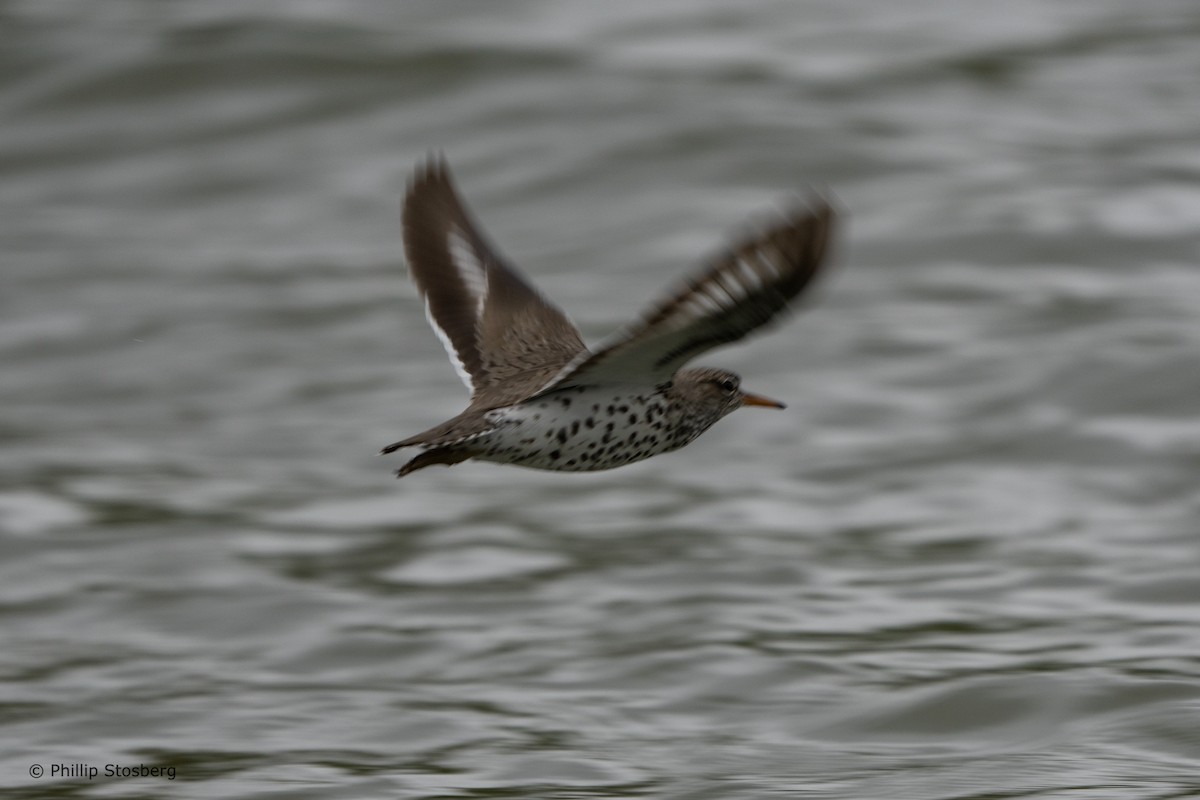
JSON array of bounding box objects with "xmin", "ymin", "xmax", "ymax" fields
[{"xmin": 382, "ymin": 156, "xmax": 836, "ymax": 477}]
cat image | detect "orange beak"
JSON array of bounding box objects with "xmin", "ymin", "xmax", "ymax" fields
[{"xmin": 740, "ymin": 391, "xmax": 787, "ymax": 410}]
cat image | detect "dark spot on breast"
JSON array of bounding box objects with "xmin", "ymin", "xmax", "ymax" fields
[
  {"xmin": 556, "ymin": 429, "xmax": 569, "ymax": 444},
  {"xmin": 585, "ymin": 418, "xmax": 595, "ymax": 429},
  {"xmin": 561, "ymin": 397, "xmax": 572, "ymax": 408},
  {"xmin": 628, "ymin": 413, "xmax": 637, "ymax": 425},
  {"xmin": 549, "ymin": 450, "xmax": 561, "ymax": 460},
  {"xmin": 618, "ymin": 404, "xmax": 629, "ymax": 414},
  {"xmin": 566, "ymin": 459, "xmax": 577, "ymax": 467},
  {"xmin": 606, "ymin": 404, "xmax": 615, "ymax": 416},
  {"xmin": 570, "ymin": 421, "xmax": 580, "ymax": 436}
]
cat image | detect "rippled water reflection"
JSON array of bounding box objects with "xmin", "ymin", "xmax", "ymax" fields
[{"xmin": 3, "ymin": 1, "xmax": 1200, "ymax": 797}]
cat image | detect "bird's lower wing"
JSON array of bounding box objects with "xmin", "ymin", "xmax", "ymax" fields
[{"xmin": 533, "ymin": 196, "xmax": 836, "ymax": 393}]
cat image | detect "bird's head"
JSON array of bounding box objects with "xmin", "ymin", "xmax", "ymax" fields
[{"xmin": 673, "ymin": 367, "xmax": 786, "ymax": 421}]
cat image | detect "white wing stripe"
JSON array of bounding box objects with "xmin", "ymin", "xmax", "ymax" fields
[
  {"xmin": 709, "ymin": 271, "xmax": 745, "ymax": 303},
  {"xmin": 423, "ymin": 299, "xmax": 475, "ymax": 392},
  {"xmin": 448, "ymin": 229, "xmax": 488, "ymax": 316},
  {"xmin": 747, "ymin": 250, "xmax": 777, "ymax": 282},
  {"xmin": 693, "ymin": 290, "xmax": 724, "ymax": 315},
  {"xmin": 736, "ymin": 256, "xmax": 764, "ymax": 290}
]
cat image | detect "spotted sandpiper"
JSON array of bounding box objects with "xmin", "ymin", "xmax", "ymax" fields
[{"xmin": 381, "ymin": 156, "xmax": 836, "ymax": 477}]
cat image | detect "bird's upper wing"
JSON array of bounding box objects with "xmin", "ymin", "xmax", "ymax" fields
[
  {"xmin": 402, "ymin": 157, "xmax": 588, "ymax": 409},
  {"xmin": 532, "ymin": 197, "xmax": 836, "ymax": 394}
]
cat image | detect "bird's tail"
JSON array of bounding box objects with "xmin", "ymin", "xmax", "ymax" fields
[
  {"xmin": 393, "ymin": 446, "xmax": 473, "ymax": 478},
  {"xmin": 379, "ymin": 437, "xmax": 415, "ymax": 455},
  {"xmin": 380, "ymin": 408, "xmax": 494, "ymax": 475}
]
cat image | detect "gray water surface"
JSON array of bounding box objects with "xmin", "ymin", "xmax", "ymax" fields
[{"xmin": 3, "ymin": 2, "xmax": 1200, "ymax": 798}]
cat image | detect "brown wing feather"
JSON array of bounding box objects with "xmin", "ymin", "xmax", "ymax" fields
[
  {"xmin": 402, "ymin": 156, "xmax": 588, "ymax": 408},
  {"xmin": 533, "ymin": 197, "xmax": 836, "ymax": 392}
]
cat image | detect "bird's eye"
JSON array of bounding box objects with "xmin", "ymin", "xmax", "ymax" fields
[{"xmin": 719, "ymin": 378, "xmax": 738, "ymax": 393}]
